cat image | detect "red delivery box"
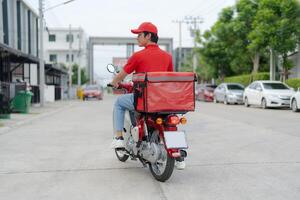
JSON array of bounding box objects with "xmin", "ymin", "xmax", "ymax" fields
[{"xmin": 132, "ymin": 72, "xmax": 196, "ymax": 113}]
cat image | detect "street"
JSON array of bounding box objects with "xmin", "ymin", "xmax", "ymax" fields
[{"xmin": 0, "ymin": 95, "xmax": 300, "ymax": 200}]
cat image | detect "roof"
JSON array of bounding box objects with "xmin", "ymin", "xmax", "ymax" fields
[
  {"xmin": 21, "ymin": 0, "xmax": 39, "ymax": 16},
  {"xmin": 45, "ymin": 64, "xmax": 68, "ymax": 75},
  {"xmin": 0, "ymin": 43, "xmax": 39, "ymax": 64}
]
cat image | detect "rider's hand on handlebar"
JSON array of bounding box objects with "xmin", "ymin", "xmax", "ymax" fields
[{"xmin": 108, "ymin": 82, "xmax": 119, "ymax": 88}]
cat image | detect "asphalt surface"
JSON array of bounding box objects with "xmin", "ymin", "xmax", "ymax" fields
[{"xmin": 0, "ymin": 95, "xmax": 299, "ymax": 200}]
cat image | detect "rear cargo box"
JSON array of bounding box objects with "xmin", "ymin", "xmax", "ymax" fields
[{"xmin": 132, "ymin": 72, "xmax": 196, "ymax": 113}]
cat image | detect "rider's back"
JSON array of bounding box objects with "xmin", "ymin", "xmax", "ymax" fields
[{"xmin": 123, "ymin": 44, "xmax": 173, "ymax": 74}]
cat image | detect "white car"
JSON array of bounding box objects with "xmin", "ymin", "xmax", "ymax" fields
[
  {"xmin": 290, "ymin": 87, "xmax": 300, "ymax": 112},
  {"xmin": 243, "ymin": 80, "xmax": 295, "ymax": 109}
]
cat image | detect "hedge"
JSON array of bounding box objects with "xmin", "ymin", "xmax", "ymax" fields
[
  {"xmin": 285, "ymin": 78, "xmax": 300, "ymax": 90},
  {"xmin": 221, "ymin": 73, "xmax": 270, "ymax": 87},
  {"xmin": 218, "ymin": 73, "xmax": 300, "ymax": 89}
]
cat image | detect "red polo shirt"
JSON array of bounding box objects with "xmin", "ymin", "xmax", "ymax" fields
[{"xmin": 123, "ymin": 44, "xmax": 173, "ymax": 74}]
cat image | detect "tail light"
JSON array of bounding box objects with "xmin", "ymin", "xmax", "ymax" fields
[
  {"xmin": 167, "ymin": 115, "xmax": 180, "ymax": 126},
  {"xmin": 180, "ymin": 117, "xmax": 187, "ymax": 125},
  {"xmin": 156, "ymin": 118, "xmax": 163, "ymax": 125}
]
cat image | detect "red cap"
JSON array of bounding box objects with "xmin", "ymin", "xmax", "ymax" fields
[{"xmin": 131, "ymin": 22, "xmax": 158, "ymax": 35}]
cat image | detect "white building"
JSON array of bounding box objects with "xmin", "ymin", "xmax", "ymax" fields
[
  {"xmin": 44, "ymin": 27, "xmax": 88, "ymax": 70},
  {"xmin": 0, "ymin": 0, "xmax": 39, "ymax": 85}
]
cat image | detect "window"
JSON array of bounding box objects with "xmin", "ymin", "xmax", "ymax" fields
[
  {"xmin": 2, "ymin": 0, "xmax": 9, "ymax": 45},
  {"xmin": 17, "ymin": 1, "xmax": 22, "ymax": 50},
  {"xmin": 49, "ymin": 34, "xmax": 56, "ymax": 42},
  {"xmin": 255, "ymin": 84, "xmax": 262, "ymax": 91},
  {"xmin": 49, "ymin": 54, "xmax": 57, "ymax": 63},
  {"xmin": 66, "ymin": 34, "xmax": 74, "ymax": 42},
  {"xmin": 263, "ymin": 83, "xmax": 289, "ymax": 90},
  {"xmin": 27, "ymin": 10, "xmax": 31, "ymax": 54},
  {"xmin": 249, "ymin": 83, "xmax": 257, "ymax": 89},
  {"xmin": 66, "ymin": 54, "xmax": 74, "ymax": 62},
  {"xmin": 227, "ymin": 84, "xmax": 244, "ymax": 90}
]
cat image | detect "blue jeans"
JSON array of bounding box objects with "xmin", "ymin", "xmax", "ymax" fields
[{"xmin": 113, "ymin": 93, "xmax": 135, "ymax": 133}]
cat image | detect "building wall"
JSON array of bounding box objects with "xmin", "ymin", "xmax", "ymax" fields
[
  {"xmin": 0, "ymin": 0, "xmax": 38, "ymax": 57},
  {"xmin": 0, "ymin": 0, "xmax": 3, "ymax": 43},
  {"xmin": 174, "ymin": 47, "xmax": 193, "ymax": 71},
  {"xmin": 44, "ymin": 28, "xmax": 88, "ymax": 69}
]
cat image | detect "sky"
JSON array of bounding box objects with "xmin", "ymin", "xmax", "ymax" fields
[{"xmin": 26, "ymin": 0, "xmax": 236, "ymax": 82}]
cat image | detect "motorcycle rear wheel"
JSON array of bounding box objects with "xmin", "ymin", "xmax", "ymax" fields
[
  {"xmin": 149, "ymin": 154, "xmax": 175, "ymax": 182},
  {"xmin": 115, "ymin": 149, "xmax": 129, "ymax": 162}
]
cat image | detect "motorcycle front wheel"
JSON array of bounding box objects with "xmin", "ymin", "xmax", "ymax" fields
[
  {"xmin": 115, "ymin": 149, "xmax": 129, "ymax": 162},
  {"xmin": 149, "ymin": 151, "xmax": 175, "ymax": 182}
]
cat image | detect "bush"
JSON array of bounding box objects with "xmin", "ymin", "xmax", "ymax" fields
[
  {"xmin": 222, "ymin": 72, "xmax": 270, "ymax": 86},
  {"xmin": 285, "ymin": 78, "xmax": 300, "ymax": 90}
]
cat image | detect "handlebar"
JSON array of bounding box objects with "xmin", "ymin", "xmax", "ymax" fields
[{"xmin": 107, "ymin": 82, "xmax": 133, "ymax": 93}]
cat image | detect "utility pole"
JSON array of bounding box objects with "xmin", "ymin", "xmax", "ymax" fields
[
  {"xmin": 172, "ymin": 20, "xmax": 183, "ymax": 71},
  {"xmin": 68, "ymin": 24, "xmax": 73, "ymax": 99},
  {"xmin": 77, "ymin": 28, "xmax": 82, "ymax": 86},
  {"xmin": 39, "ymin": 0, "xmax": 45, "ymax": 106},
  {"xmin": 184, "ymin": 16, "xmax": 203, "ymax": 72}
]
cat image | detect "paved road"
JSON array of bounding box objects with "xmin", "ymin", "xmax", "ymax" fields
[{"xmin": 0, "ymin": 95, "xmax": 299, "ymax": 200}]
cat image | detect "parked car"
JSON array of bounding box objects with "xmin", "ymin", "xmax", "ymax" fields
[
  {"xmin": 196, "ymin": 84, "xmax": 217, "ymax": 102},
  {"xmin": 214, "ymin": 83, "xmax": 244, "ymax": 104},
  {"xmin": 83, "ymin": 85, "xmax": 103, "ymax": 100},
  {"xmin": 243, "ymin": 81, "xmax": 295, "ymax": 109},
  {"xmin": 290, "ymin": 87, "xmax": 300, "ymax": 112}
]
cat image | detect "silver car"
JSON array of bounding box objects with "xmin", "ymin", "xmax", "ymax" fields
[{"xmin": 214, "ymin": 83, "xmax": 245, "ymax": 104}]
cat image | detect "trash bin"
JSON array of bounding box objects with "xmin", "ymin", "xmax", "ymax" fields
[{"xmin": 11, "ymin": 90, "xmax": 33, "ymax": 114}]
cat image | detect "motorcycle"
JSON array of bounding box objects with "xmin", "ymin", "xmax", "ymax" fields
[{"xmin": 107, "ymin": 64, "xmax": 195, "ymax": 182}]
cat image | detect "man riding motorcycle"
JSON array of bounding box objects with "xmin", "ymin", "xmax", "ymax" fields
[{"xmin": 109, "ymin": 22, "xmax": 185, "ymax": 169}]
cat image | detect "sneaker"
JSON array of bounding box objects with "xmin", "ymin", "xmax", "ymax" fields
[
  {"xmin": 110, "ymin": 137, "xmax": 124, "ymax": 149},
  {"xmin": 175, "ymin": 160, "xmax": 186, "ymax": 170}
]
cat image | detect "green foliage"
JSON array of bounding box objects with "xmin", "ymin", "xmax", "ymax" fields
[
  {"xmin": 250, "ymin": 0, "xmax": 300, "ymax": 78},
  {"xmin": 197, "ymin": 0, "xmax": 300, "ymax": 81},
  {"xmin": 222, "ymin": 72, "xmax": 270, "ymax": 86},
  {"xmin": 71, "ymin": 64, "xmax": 89, "ymax": 85},
  {"xmin": 285, "ymin": 78, "xmax": 300, "ymax": 90}
]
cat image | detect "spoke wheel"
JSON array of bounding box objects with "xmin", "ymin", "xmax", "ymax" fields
[{"xmin": 149, "ymin": 148, "xmax": 175, "ymax": 182}]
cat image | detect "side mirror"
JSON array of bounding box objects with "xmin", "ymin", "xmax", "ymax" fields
[
  {"xmin": 257, "ymin": 88, "xmax": 263, "ymax": 92},
  {"xmin": 298, "ymin": 87, "xmax": 300, "ymax": 92},
  {"xmin": 106, "ymin": 64, "xmax": 117, "ymax": 73}
]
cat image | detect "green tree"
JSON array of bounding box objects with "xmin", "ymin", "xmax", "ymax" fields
[
  {"xmin": 249, "ymin": 0, "xmax": 300, "ymax": 80},
  {"xmin": 71, "ymin": 64, "xmax": 89, "ymax": 85},
  {"xmin": 234, "ymin": 0, "xmax": 263, "ymax": 73},
  {"xmin": 198, "ymin": 8, "xmax": 236, "ymax": 80}
]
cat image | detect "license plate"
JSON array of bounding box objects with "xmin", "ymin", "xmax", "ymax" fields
[
  {"xmin": 164, "ymin": 131, "xmax": 188, "ymax": 149},
  {"xmin": 88, "ymin": 95, "xmax": 93, "ymax": 98}
]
